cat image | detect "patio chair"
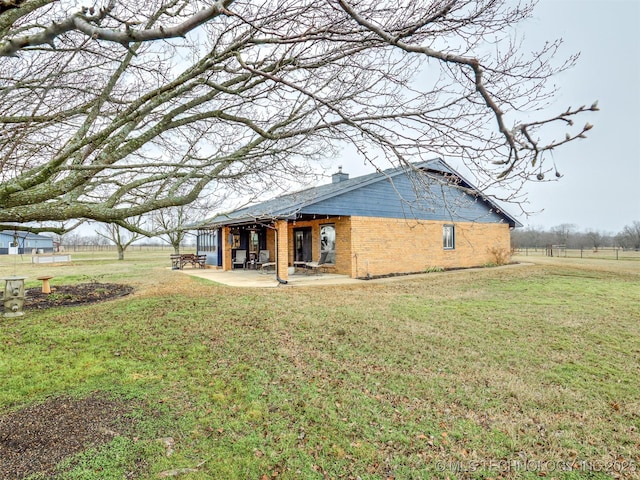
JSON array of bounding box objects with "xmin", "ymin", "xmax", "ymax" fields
[
  {"xmin": 258, "ymin": 250, "xmax": 270, "ymax": 264},
  {"xmin": 232, "ymin": 250, "xmax": 247, "ymax": 269},
  {"xmin": 258, "ymin": 250, "xmax": 277, "ymax": 272},
  {"xmin": 304, "ymin": 251, "xmax": 329, "ymax": 274}
]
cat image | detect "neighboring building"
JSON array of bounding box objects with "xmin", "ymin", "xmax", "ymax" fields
[
  {"xmin": 197, "ymin": 159, "xmax": 521, "ymax": 280},
  {"xmin": 0, "ymin": 230, "xmax": 55, "ymax": 254}
]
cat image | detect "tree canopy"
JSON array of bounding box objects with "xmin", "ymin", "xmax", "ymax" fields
[{"xmin": 0, "ymin": 0, "xmax": 597, "ymax": 234}]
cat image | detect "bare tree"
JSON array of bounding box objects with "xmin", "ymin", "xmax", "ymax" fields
[
  {"xmin": 551, "ymin": 223, "xmax": 575, "ymax": 246},
  {"xmin": 96, "ymin": 219, "xmax": 145, "ymax": 260},
  {"xmin": 1, "ymin": 1, "xmax": 598, "ymax": 234},
  {"xmin": 616, "ymin": 221, "xmax": 640, "ymax": 250},
  {"xmin": 584, "ymin": 229, "xmax": 606, "ymax": 251},
  {"xmin": 151, "ymin": 208, "xmax": 189, "ymax": 254},
  {"xmin": 511, "ymin": 225, "xmax": 547, "ymax": 251},
  {"xmin": 150, "ymin": 204, "xmax": 210, "ymax": 253}
]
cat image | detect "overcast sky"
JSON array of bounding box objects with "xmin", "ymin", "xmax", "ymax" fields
[
  {"xmin": 515, "ymin": 0, "xmax": 640, "ymax": 233},
  {"xmin": 334, "ymin": 0, "xmax": 640, "ymax": 234}
]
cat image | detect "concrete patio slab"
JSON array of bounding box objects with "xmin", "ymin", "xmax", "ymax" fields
[
  {"xmin": 174, "ymin": 262, "xmax": 531, "ymax": 288},
  {"xmin": 174, "ymin": 267, "xmax": 359, "ymax": 288}
]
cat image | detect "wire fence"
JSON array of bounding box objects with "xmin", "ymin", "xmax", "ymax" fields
[
  {"xmin": 58, "ymin": 244, "xmax": 192, "ymax": 252},
  {"xmin": 514, "ymin": 246, "xmax": 640, "ymax": 261}
]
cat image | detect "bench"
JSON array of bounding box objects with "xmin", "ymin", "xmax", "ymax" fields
[{"xmin": 171, "ymin": 254, "xmax": 207, "ymax": 269}]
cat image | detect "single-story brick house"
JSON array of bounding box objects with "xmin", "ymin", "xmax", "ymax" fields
[
  {"xmin": 197, "ymin": 159, "xmax": 521, "ymax": 281},
  {"xmin": 0, "ymin": 230, "xmax": 55, "ymax": 255}
]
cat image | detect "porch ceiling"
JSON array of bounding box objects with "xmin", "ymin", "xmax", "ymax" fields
[{"xmin": 199, "ymin": 214, "xmax": 343, "ymax": 230}]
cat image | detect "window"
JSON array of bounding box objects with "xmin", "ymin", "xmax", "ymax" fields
[
  {"xmin": 197, "ymin": 229, "xmax": 218, "ymax": 252},
  {"xmin": 320, "ymin": 224, "xmax": 336, "ymax": 264},
  {"xmin": 249, "ymin": 230, "xmax": 259, "ymax": 255},
  {"xmin": 443, "ymin": 224, "xmax": 455, "ymax": 250}
]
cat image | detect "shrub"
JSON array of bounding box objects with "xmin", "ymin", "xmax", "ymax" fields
[
  {"xmin": 425, "ymin": 266, "xmax": 445, "ymax": 273},
  {"xmin": 488, "ymin": 246, "xmax": 511, "ymax": 266}
]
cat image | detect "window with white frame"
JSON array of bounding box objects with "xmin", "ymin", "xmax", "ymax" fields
[
  {"xmin": 443, "ymin": 224, "xmax": 455, "ymax": 250},
  {"xmin": 320, "ymin": 224, "xmax": 336, "ymax": 263}
]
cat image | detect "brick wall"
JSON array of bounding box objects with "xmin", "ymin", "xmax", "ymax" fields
[
  {"xmin": 222, "ymin": 217, "xmax": 511, "ymax": 279},
  {"xmin": 349, "ymin": 217, "xmax": 511, "ymax": 278},
  {"xmin": 285, "ymin": 217, "xmax": 353, "ymax": 274}
]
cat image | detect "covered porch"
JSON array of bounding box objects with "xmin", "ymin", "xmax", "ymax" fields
[{"xmin": 197, "ymin": 214, "xmax": 348, "ymax": 282}]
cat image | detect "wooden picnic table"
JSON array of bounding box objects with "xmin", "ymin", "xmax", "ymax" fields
[{"xmin": 171, "ymin": 253, "xmax": 207, "ymax": 269}]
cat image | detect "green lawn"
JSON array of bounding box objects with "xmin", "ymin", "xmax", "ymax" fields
[{"xmin": 1, "ymin": 253, "xmax": 638, "ymax": 479}]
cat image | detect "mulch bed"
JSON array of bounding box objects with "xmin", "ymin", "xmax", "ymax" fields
[
  {"xmin": 23, "ymin": 282, "xmax": 134, "ymax": 310},
  {"xmin": 0, "ymin": 394, "xmax": 138, "ymax": 479},
  {"xmin": 1, "ymin": 283, "xmax": 138, "ymax": 478}
]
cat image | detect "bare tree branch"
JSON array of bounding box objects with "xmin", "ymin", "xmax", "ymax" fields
[
  {"xmin": 0, "ymin": 0, "xmax": 235, "ymax": 57},
  {"xmin": 336, "ymin": 0, "xmax": 598, "ymax": 180},
  {"xmin": 0, "ymin": 0, "xmax": 598, "ymax": 233}
]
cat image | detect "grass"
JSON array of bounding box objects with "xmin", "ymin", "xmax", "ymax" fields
[{"xmin": 0, "ymin": 252, "xmax": 639, "ymax": 479}]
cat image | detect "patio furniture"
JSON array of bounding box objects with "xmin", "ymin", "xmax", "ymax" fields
[
  {"xmin": 258, "ymin": 250, "xmax": 270, "ymax": 265},
  {"xmin": 293, "ymin": 261, "xmax": 307, "ymax": 273},
  {"xmin": 259, "ymin": 262, "xmax": 277, "ymax": 272},
  {"xmin": 247, "ymin": 252, "xmax": 258, "ymax": 269},
  {"xmin": 171, "ymin": 254, "xmax": 207, "ymax": 269},
  {"xmin": 304, "ymin": 251, "xmax": 329, "ymax": 274},
  {"xmin": 257, "ymin": 250, "xmax": 276, "ymax": 272},
  {"xmin": 233, "ymin": 250, "xmax": 247, "ymax": 269}
]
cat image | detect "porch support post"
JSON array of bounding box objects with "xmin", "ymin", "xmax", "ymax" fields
[
  {"xmin": 276, "ymin": 219, "xmax": 289, "ymax": 281},
  {"xmin": 222, "ymin": 226, "xmax": 232, "ymax": 271}
]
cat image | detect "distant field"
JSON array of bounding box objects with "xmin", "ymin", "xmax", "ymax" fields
[
  {"xmin": 0, "ymin": 249, "xmax": 172, "ymax": 289},
  {"xmin": 513, "ymin": 252, "xmax": 640, "ymax": 276},
  {"xmin": 515, "ymin": 247, "xmax": 640, "ymax": 262},
  {"xmin": 0, "ymin": 252, "xmax": 638, "ymax": 479}
]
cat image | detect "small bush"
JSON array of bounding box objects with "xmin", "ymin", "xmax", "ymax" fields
[
  {"xmin": 488, "ymin": 246, "xmax": 511, "ymax": 266},
  {"xmin": 425, "ymin": 266, "xmax": 445, "ymax": 273}
]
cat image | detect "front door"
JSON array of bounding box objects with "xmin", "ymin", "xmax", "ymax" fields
[{"xmin": 294, "ymin": 228, "xmax": 312, "ymax": 262}]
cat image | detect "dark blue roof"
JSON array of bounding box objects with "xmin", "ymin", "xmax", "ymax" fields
[{"xmin": 205, "ymin": 159, "xmax": 521, "ymax": 227}]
